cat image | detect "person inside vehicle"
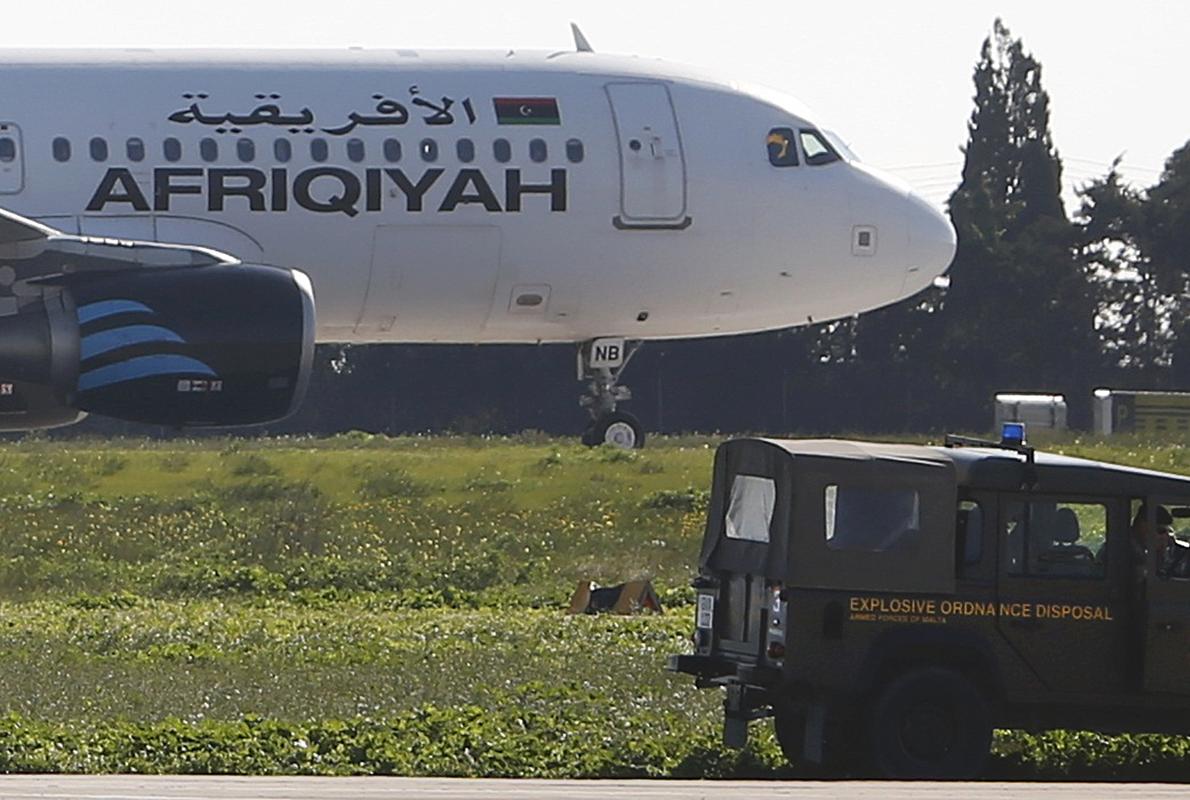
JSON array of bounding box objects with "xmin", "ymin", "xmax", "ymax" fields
[{"xmin": 1130, "ymin": 504, "xmax": 1190, "ymax": 579}]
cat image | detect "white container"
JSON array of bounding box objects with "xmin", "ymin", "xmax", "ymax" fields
[{"xmin": 994, "ymin": 393, "xmax": 1068, "ymax": 432}]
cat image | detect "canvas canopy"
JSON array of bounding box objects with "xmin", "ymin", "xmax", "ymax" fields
[{"xmin": 699, "ymin": 438, "xmax": 958, "ymax": 594}]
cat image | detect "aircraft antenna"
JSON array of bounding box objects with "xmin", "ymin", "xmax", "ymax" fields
[{"xmin": 571, "ymin": 23, "xmax": 594, "ymax": 53}]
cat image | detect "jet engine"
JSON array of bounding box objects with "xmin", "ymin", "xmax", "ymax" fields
[{"xmin": 0, "ymin": 264, "xmax": 315, "ymax": 430}]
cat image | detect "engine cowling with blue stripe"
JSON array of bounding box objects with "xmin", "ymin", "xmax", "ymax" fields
[{"xmin": 0, "ymin": 264, "xmax": 315, "ymax": 430}]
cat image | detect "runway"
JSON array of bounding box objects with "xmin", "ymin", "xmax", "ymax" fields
[{"xmin": 0, "ymin": 777, "xmax": 1186, "ymax": 800}]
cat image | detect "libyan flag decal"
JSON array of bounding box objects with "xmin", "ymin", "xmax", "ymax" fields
[{"xmin": 493, "ymin": 97, "xmax": 561, "ymax": 125}]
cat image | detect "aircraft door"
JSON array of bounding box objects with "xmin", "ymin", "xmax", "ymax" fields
[
  {"xmin": 358, "ymin": 225, "xmax": 502, "ymax": 338},
  {"xmin": 604, "ymin": 83, "xmax": 688, "ymax": 228},
  {"xmin": 0, "ymin": 124, "xmax": 25, "ymax": 194}
]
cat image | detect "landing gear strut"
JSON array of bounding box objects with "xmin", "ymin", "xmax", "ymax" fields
[{"xmin": 577, "ymin": 338, "xmax": 645, "ymax": 449}]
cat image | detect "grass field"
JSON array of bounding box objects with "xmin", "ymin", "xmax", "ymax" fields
[{"xmin": 0, "ymin": 432, "xmax": 1189, "ymax": 777}]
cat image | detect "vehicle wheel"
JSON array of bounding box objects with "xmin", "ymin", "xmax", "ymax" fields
[
  {"xmin": 868, "ymin": 667, "xmax": 991, "ymax": 779},
  {"xmin": 773, "ymin": 704, "xmax": 806, "ymax": 766},
  {"xmin": 585, "ymin": 411, "xmax": 645, "ymax": 449}
]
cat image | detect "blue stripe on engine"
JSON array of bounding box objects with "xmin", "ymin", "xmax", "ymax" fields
[
  {"xmin": 77, "ymin": 355, "xmax": 217, "ymax": 392},
  {"xmin": 76, "ymin": 299, "xmax": 154, "ymax": 325},
  {"xmin": 80, "ymin": 325, "xmax": 186, "ymax": 361}
]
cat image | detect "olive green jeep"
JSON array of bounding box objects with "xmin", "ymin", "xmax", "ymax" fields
[{"xmin": 668, "ymin": 432, "xmax": 1190, "ymax": 778}]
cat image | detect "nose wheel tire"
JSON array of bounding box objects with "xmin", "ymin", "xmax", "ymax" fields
[
  {"xmin": 868, "ymin": 667, "xmax": 991, "ymax": 779},
  {"xmin": 582, "ymin": 411, "xmax": 645, "ymax": 449}
]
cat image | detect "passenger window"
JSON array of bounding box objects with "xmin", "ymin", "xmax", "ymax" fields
[
  {"xmin": 529, "ymin": 138, "xmax": 548, "ymax": 163},
  {"xmin": 825, "ymin": 485, "xmax": 921, "ymax": 553},
  {"xmin": 493, "ymin": 138, "xmax": 511, "ymax": 163},
  {"xmin": 126, "ymin": 138, "xmax": 145, "ymax": 162},
  {"xmin": 767, "ymin": 127, "xmax": 798, "ymax": 167},
  {"xmin": 383, "ymin": 138, "xmax": 401, "ymax": 162},
  {"xmin": 725, "ymin": 475, "xmax": 775, "ymax": 543},
  {"xmin": 163, "ymin": 138, "xmax": 182, "ymax": 162},
  {"xmin": 52, "ymin": 137, "xmax": 71, "ymax": 163},
  {"xmin": 236, "ymin": 139, "xmax": 255, "ymax": 163},
  {"xmin": 0, "ymin": 138, "xmax": 13, "ymax": 163},
  {"xmin": 310, "ymin": 139, "xmax": 329, "ymax": 163},
  {"xmin": 420, "ymin": 139, "xmax": 438, "ymax": 162},
  {"xmin": 565, "ymin": 138, "xmax": 584, "ymax": 163},
  {"xmin": 347, "ymin": 139, "xmax": 365, "ymax": 163},
  {"xmin": 274, "ymin": 139, "xmax": 292, "ymax": 163},
  {"xmin": 957, "ymin": 500, "xmax": 983, "ymax": 568},
  {"xmin": 456, "ymin": 138, "xmax": 475, "ymax": 163},
  {"xmin": 1005, "ymin": 500, "xmax": 1107, "ymax": 579},
  {"xmin": 199, "ymin": 138, "xmax": 218, "ymax": 162},
  {"xmin": 89, "ymin": 137, "xmax": 108, "ymax": 162},
  {"xmin": 799, "ymin": 129, "xmax": 840, "ymax": 166}
]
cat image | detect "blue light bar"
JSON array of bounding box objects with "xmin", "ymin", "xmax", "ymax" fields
[{"xmin": 1001, "ymin": 422, "xmax": 1026, "ymax": 446}]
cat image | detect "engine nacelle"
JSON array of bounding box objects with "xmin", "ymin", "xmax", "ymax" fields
[{"xmin": 0, "ymin": 264, "xmax": 315, "ymax": 431}]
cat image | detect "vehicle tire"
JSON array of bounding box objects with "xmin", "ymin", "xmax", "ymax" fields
[
  {"xmin": 868, "ymin": 667, "xmax": 991, "ymax": 779},
  {"xmin": 773, "ymin": 704, "xmax": 806, "ymax": 766},
  {"xmin": 585, "ymin": 411, "xmax": 645, "ymax": 449}
]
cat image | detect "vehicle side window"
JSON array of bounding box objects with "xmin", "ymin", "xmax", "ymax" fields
[
  {"xmin": 725, "ymin": 475, "xmax": 775, "ymax": 542},
  {"xmin": 767, "ymin": 127, "xmax": 798, "ymax": 167},
  {"xmin": 1005, "ymin": 500, "xmax": 1107, "ymax": 579},
  {"xmin": 89, "ymin": 137, "xmax": 108, "ymax": 162},
  {"xmin": 957, "ymin": 499, "xmax": 983, "ymax": 569},
  {"xmin": 163, "ymin": 138, "xmax": 182, "ymax": 162},
  {"xmin": 126, "ymin": 138, "xmax": 145, "ymax": 162},
  {"xmin": 310, "ymin": 138, "xmax": 329, "ymax": 163},
  {"xmin": 347, "ymin": 138, "xmax": 365, "ymax": 163},
  {"xmin": 493, "ymin": 138, "xmax": 511, "ymax": 163},
  {"xmin": 565, "ymin": 138, "xmax": 584, "ymax": 163},
  {"xmin": 52, "ymin": 137, "xmax": 71, "ymax": 162},
  {"xmin": 274, "ymin": 139, "xmax": 292, "ymax": 163},
  {"xmin": 825, "ymin": 484, "xmax": 921, "ymax": 553}
]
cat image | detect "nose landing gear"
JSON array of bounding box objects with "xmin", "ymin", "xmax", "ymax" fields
[{"xmin": 578, "ymin": 338, "xmax": 645, "ymax": 449}]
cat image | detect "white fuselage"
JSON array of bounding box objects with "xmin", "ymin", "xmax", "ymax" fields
[{"xmin": 0, "ymin": 48, "xmax": 954, "ymax": 344}]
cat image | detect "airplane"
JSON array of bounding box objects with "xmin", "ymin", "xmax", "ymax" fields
[{"xmin": 0, "ymin": 26, "xmax": 955, "ymax": 448}]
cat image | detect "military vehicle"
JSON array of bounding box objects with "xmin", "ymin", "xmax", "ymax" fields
[{"xmin": 668, "ymin": 428, "xmax": 1190, "ymax": 778}]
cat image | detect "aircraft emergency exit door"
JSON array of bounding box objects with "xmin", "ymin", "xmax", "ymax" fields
[{"xmin": 605, "ymin": 83, "xmax": 688, "ymax": 228}]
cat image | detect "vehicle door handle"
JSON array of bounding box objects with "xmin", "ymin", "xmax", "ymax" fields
[{"xmin": 1009, "ymin": 619, "xmax": 1043, "ymax": 631}]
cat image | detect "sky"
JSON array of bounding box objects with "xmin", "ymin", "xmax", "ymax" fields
[{"xmin": 8, "ymin": 0, "xmax": 1188, "ymax": 211}]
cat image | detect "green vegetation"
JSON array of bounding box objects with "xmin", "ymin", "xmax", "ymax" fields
[{"xmin": 0, "ymin": 433, "xmax": 1189, "ymax": 777}]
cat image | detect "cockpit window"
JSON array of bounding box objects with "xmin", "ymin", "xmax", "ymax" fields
[
  {"xmin": 766, "ymin": 127, "xmax": 798, "ymax": 167},
  {"xmin": 800, "ymin": 129, "xmax": 841, "ymax": 166},
  {"xmin": 823, "ymin": 130, "xmax": 858, "ymax": 162}
]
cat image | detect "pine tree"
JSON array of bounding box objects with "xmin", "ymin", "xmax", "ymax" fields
[
  {"xmin": 937, "ymin": 19, "xmax": 1098, "ymax": 420},
  {"xmin": 1076, "ymin": 160, "xmax": 1165, "ymax": 370},
  {"xmin": 1142, "ymin": 142, "xmax": 1190, "ymax": 376}
]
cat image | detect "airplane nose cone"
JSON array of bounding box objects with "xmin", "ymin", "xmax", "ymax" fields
[{"xmin": 905, "ymin": 192, "xmax": 956, "ymax": 288}]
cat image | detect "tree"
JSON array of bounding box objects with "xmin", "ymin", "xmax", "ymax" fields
[
  {"xmin": 1140, "ymin": 142, "xmax": 1190, "ymax": 378},
  {"xmin": 937, "ymin": 19, "xmax": 1099, "ymax": 423},
  {"xmin": 1076, "ymin": 159, "xmax": 1168, "ymax": 370}
]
